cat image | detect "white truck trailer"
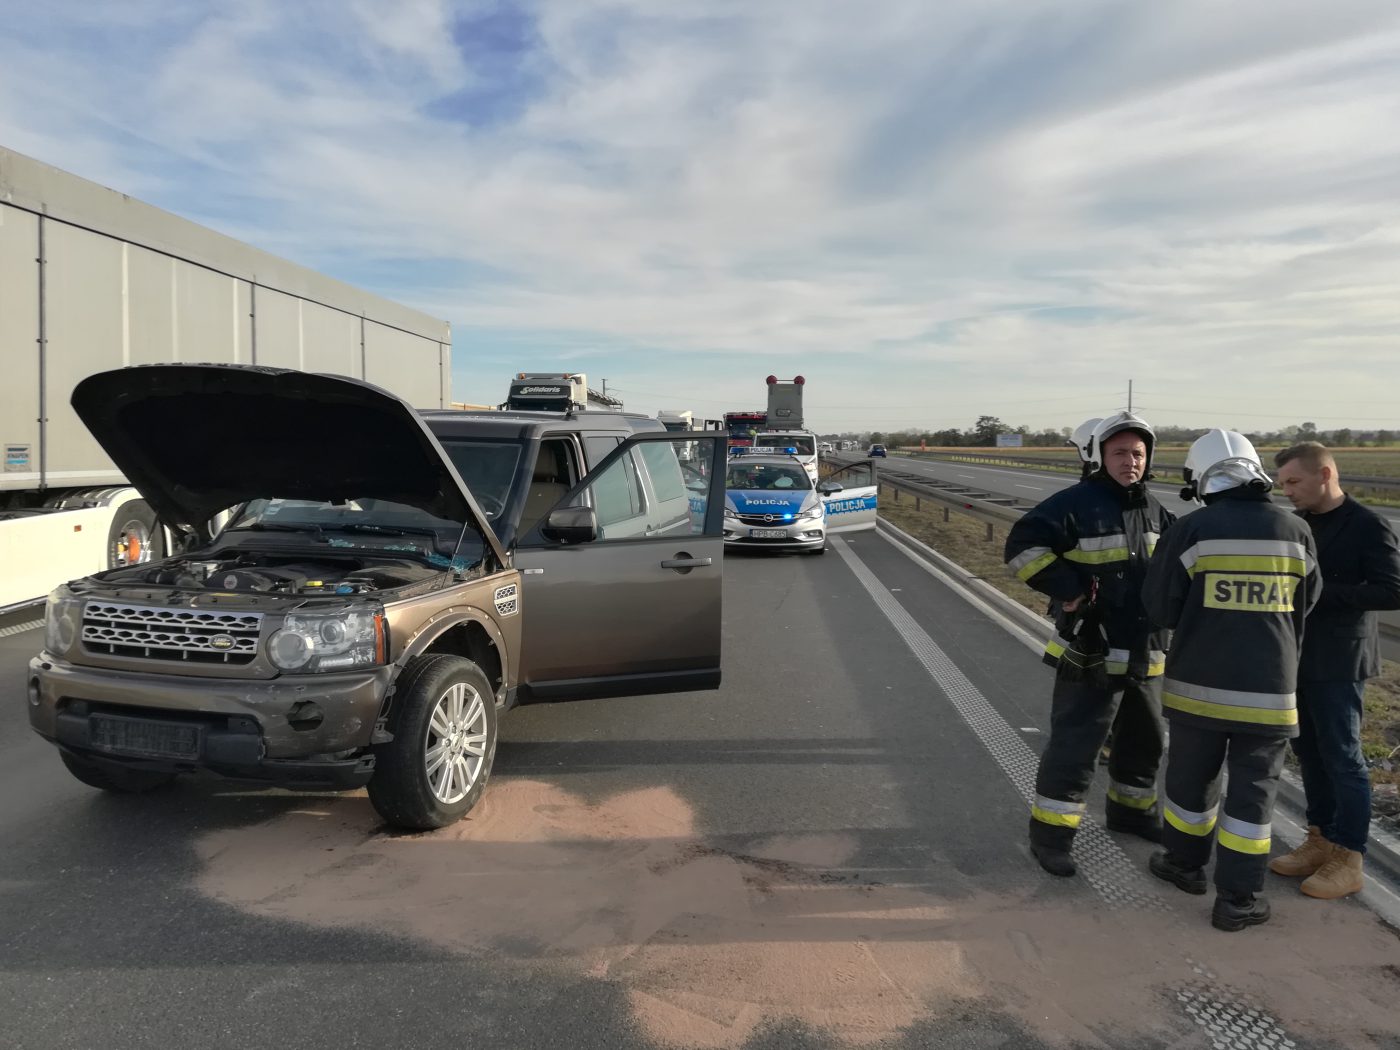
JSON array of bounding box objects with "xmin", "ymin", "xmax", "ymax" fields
[{"xmin": 0, "ymin": 146, "xmax": 451, "ymax": 617}]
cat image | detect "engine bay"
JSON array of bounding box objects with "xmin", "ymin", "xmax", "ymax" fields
[{"xmin": 100, "ymin": 551, "xmax": 444, "ymax": 596}]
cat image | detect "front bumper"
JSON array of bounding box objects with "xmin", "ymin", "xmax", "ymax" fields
[
  {"xmin": 28, "ymin": 653, "xmax": 395, "ymax": 789},
  {"xmin": 723, "ymin": 521, "xmax": 826, "ymax": 549}
]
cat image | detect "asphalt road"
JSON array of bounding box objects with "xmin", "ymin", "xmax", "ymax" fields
[{"xmin": 3, "ymin": 538, "xmax": 1399, "ymax": 1050}]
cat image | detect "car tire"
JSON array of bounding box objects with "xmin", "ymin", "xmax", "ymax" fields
[
  {"xmin": 60, "ymin": 751, "xmax": 176, "ymax": 793},
  {"xmin": 367, "ymin": 654, "xmax": 499, "ymax": 830},
  {"xmin": 106, "ymin": 499, "xmax": 163, "ymax": 569}
]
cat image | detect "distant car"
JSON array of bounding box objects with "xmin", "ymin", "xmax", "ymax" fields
[{"xmin": 867, "ymin": 444, "xmax": 887, "ymax": 458}]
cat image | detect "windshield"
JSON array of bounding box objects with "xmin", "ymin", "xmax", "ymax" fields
[
  {"xmin": 223, "ymin": 497, "xmax": 487, "ymax": 571},
  {"xmin": 435, "ymin": 439, "xmax": 523, "ymax": 519},
  {"xmin": 725, "ymin": 462, "xmax": 812, "ymax": 491},
  {"xmin": 763, "ymin": 435, "xmax": 816, "ymax": 455}
]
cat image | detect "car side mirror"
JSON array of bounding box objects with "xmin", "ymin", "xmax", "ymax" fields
[
  {"xmin": 686, "ymin": 478, "xmax": 708, "ymax": 493},
  {"xmin": 817, "ymin": 481, "xmax": 844, "ymax": 495},
  {"xmin": 541, "ymin": 506, "xmax": 598, "ymax": 545}
]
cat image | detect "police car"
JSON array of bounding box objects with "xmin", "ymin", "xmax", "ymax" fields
[{"xmin": 723, "ymin": 447, "xmax": 878, "ymax": 554}]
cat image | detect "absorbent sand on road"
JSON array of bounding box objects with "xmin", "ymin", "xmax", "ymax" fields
[{"xmin": 196, "ymin": 776, "xmax": 1400, "ymax": 1049}]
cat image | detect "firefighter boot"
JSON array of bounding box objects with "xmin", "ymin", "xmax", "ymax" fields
[
  {"xmin": 1106, "ymin": 811, "xmax": 1163, "ymax": 844},
  {"xmin": 1148, "ymin": 850, "xmax": 1207, "ymax": 895},
  {"xmin": 1030, "ymin": 844, "xmax": 1077, "ymax": 878},
  {"xmin": 1268, "ymin": 825, "xmax": 1331, "ymax": 878},
  {"xmin": 1212, "ymin": 893, "xmax": 1271, "ymax": 932},
  {"xmin": 1300, "ymin": 845, "xmax": 1364, "ymax": 900}
]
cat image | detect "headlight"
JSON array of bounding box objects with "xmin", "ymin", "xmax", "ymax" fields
[
  {"xmin": 796, "ymin": 506, "xmax": 824, "ymax": 521},
  {"xmin": 45, "ymin": 587, "xmax": 82, "ymax": 655},
  {"xmin": 723, "ymin": 507, "xmax": 738, "ymax": 519},
  {"xmin": 268, "ymin": 606, "xmax": 386, "ymax": 673}
]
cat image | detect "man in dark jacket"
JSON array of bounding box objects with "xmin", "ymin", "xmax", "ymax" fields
[
  {"xmin": 1005, "ymin": 411, "xmax": 1175, "ymax": 877},
  {"xmin": 1267, "ymin": 442, "xmax": 1400, "ymax": 899},
  {"xmin": 1144, "ymin": 431, "xmax": 1320, "ymax": 931}
]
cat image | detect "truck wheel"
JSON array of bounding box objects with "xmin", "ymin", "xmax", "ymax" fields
[
  {"xmin": 367, "ymin": 654, "xmax": 499, "ymax": 830},
  {"xmin": 60, "ymin": 751, "xmax": 176, "ymax": 793},
  {"xmin": 107, "ymin": 500, "xmax": 161, "ymax": 569}
]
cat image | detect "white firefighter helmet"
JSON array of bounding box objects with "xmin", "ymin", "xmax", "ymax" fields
[
  {"xmin": 1088, "ymin": 410, "xmax": 1155, "ymax": 471},
  {"xmin": 1067, "ymin": 417, "xmax": 1103, "ymax": 465},
  {"xmin": 1181, "ymin": 429, "xmax": 1271, "ymax": 501}
]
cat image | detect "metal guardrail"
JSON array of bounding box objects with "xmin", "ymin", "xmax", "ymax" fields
[
  {"xmin": 826, "ymin": 454, "xmax": 1029, "ymax": 532},
  {"xmin": 827, "ymin": 453, "xmax": 1400, "ymax": 648},
  {"xmin": 893, "ymin": 449, "xmax": 1400, "ymax": 488}
]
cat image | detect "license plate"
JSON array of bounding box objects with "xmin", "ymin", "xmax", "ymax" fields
[
  {"xmin": 751, "ymin": 528, "xmax": 789, "ymax": 539},
  {"xmin": 89, "ymin": 714, "xmax": 200, "ymax": 759}
]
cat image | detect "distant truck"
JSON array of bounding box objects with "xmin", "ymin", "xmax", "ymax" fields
[
  {"xmin": 504, "ymin": 373, "xmax": 624, "ymax": 413},
  {"xmin": 0, "ymin": 146, "xmax": 450, "ymax": 616},
  {"xmin": 723, "ymin": 410, "xmax": 768, "ymax": 449},
  {"xmin": 765, "ymin": 375, "xmax": 805, "ymax": 430},
  {"xmin": 657, "ymin": 409, "xmax": 696, "ymax": 433}
]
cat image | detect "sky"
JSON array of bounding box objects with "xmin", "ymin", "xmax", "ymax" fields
[{"xmin": 2, "ymin": 0, "xmax": 1398, "ymax": 436}]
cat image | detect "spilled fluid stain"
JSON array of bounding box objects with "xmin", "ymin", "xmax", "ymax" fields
[{"xmin": 196, "ymin": 780, "xmax": 1400, "ymax": 1048}]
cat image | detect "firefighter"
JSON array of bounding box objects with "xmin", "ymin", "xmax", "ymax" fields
[
  {"xmin": 1005, "ymin": 411, "xmax": 1174, "ymax": 877},
  {"xmin": 1143, "ymin": 430, "xmax": 1320, "ymax": 931}
]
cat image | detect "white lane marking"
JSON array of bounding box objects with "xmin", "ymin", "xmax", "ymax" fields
[
  {"xmin": 877, "ymin": 522, "xmax": 1048, "ymax": 658},
  {"xmin": 0, "ymin": 620, "xmax": 43, "ymax": 639},
  {"xmin": 956, "ymin": 473, "xmax": 975, "ymax": 479},
  {"xmin": 829, "ymin": 535, "xmax": 1159, "ymax": 910},
  {"xmin": 1014, "ymin": 484, "xmax": 1042, "ymax": 491}
]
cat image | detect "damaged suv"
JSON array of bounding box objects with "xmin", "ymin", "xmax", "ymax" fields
[{"xmin": 29, "ymin": 365, "xmax": 727, "ymax": 829}]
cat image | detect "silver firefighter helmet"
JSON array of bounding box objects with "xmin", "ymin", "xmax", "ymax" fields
[
  {"xmin": 1181, "ymin": 429, "xmax": 1271, "ymax": 502},
  {"xmin": 1067, "ymin": 417, "xmax": 1103, "ymax": 465},
  {"xmin": 1088, "ymin": 410, "xmax": 1155, "ymax": 472}
]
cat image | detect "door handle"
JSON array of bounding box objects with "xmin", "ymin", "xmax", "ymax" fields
[{"xmin": 661, "ymin": 557, "xmax": 712, "ymax": 570}]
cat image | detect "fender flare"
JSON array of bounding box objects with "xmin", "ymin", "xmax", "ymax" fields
[{"xmin": 373, "ymin": 607, "xmax": 511, "ymax": 735}]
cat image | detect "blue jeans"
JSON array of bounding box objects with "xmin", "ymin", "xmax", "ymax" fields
[{"xmin": 1292, "ymin": 681, "xmax": 1371, "ymax": 853}]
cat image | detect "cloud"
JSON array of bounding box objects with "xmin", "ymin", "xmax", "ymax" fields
[{"xmin": 1, "ymin": 1, "xmax": 1398, "ymax": 430}]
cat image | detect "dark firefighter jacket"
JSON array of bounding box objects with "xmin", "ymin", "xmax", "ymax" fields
[
  {"xmin": 1004, "ymin": 472, "xmax": 1174, "ymax": 679},
  {"xmin": 1142, "ymin": 486, "xmax": 1321, "ymax": 739}
]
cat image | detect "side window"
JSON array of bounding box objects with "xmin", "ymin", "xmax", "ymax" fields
[
  {"xmin": 519, "ymin": 438, "xmax": 582, "ymax": 538},
  {"xmin": 828, "ymin": 460, "xmax": 875, "ymax": 487},
  {"xmin": 638, "ymin": 441, "xmax": 693, "ymax": 536},
  {"xmin": 639, "ymin": 442, "xmax": 687, "ymax": 503},
  {"xmin": 579, "ymin": 449, "xmax": 645, "ymax": 536},
  {"xmin": 582, "ymin": 434, "xmax": 620, "ymax": 469}
]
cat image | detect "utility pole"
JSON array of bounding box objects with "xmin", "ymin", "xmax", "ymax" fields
[{"xmin": 1128, "ymin": 380, "xmax": 1133, "ymax": 413}]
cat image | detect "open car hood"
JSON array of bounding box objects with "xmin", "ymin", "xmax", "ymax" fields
[{"xmin": 72, "ymin": 364, "xmax": 480, "ymax": 535}]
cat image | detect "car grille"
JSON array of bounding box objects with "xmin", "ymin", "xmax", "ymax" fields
[
  {"xmin": 737, "ymin": 513, "xmax": 797, "ymax": 526},
  {"xmin": 81, "ymin": 603, "xmax": 263, "ymax": 665}
]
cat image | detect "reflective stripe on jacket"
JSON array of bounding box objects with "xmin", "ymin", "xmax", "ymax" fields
[
  {"xmin": 1005, "ymin": 473, "xmax": 1174, "ymax": 680},
  {"xmin": 1142, "ymin": 487, "xmax": 1320, "ymax": 739}
]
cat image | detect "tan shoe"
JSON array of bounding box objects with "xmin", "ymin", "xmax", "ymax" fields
[
  {"xmin": 1268, "ymin": 825, "xmax": 1331, "ymax": 877},
  {"xmin": 1301, "ymin": 845, "xmax": 1364, "ymax": 900}
]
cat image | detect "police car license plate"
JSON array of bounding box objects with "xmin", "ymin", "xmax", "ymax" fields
[{"xmin": 751, "ymin": 528, "xmax": 788, "ymax": 539}]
